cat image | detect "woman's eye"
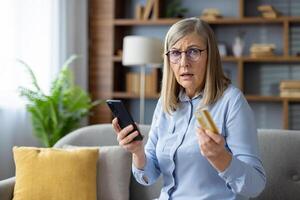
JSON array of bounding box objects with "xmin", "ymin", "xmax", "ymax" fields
[
  {"xmin": 170, "ymin": 50, "xmax": 181, "ymax": 57},
  {"xmin": 188, "ymin": 48, "xmax": 200, "ymax": 55}
]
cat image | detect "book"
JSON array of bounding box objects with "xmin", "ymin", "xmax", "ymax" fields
[
  {"xmin": 250, "ymin": 43, "xmax": 276, "ymax": 52},
  {"xmin": 280, "ymin": 90, "xmax": 300, "ymax": 97},
  {"xmin": 135, "ymin": 4, "xmax": 144, "ymax": 20},
  {"xmin": 126, "ymin": 72, "xmax": 140, "ymax": 94},
  {"xmin": 280, "ymin": 80, "xmax": 300, "ymax": 89},
  {"xmin": 257, "ymin": 5, "xmax": 280, "ymax": 19},
  {"xmin": 143, "ymin": 0, "xmax": 155, "ymax": 20},
  {"xmin": 126, "ymin": 70, "xmax": 158, "ymax": 95},
  {"xmin": 152, "ymin": 0, "xmax": 159, "ymax": 19},
  {"xmin": 258, "ymin": 5, "xmax": 274, "ymax": 12},
  {"xmin": 145, "ymin": 69, "xmax": 158, "ymax": 95},
  {"xmin": 250, "ymin": 51, "xmax": 275, "ymax": 57},
  {"xmin": 262, "ymin": 11, "xmax": 279, "ymax": 19},
  {"xmin": 250, "ymin": 43, "xmax": 276, "ymax": 57},
  {"xmin": 202, "ymin": 8, "xmax": 221, "ymax": 16},
  {"xmin": 201, "ymin": 8, "xmax": 222, "ymax": 21}
]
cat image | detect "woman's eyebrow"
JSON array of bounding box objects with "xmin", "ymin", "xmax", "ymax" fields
[
  {"xmin": 187, "ymin": 44, "xmax": 203, "ymax": 48},
  {"xmin": 170, "ymin": 44, "xmax": 204, "ymax": 50}
]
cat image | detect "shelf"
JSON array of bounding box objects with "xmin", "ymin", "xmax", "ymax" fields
[
  {"xmin": 284, "ymin": 97, "xmax": 300, "ymax": 102},
  {"xmin": 114, "ymin": 18, "xmax": 179, "ymax": 26},
  {"xmin": 246, "ymin": 95, "xmax": 283, "ymax": 102},
  {"xmin": 114, "ymin": 17, "xmax": 300, "ymax": 26},
  {"xmin": 221, "ymin": 56, "xmax": 240, "ymax": 62},
  {"xmin": 246, "ymin": 95, "xmax": 300, "ymax": 102},
  {"xmin": 112, "ymin": 93, "xmax": 300, "ymax": 102},
  {"xmin": 112, "ymin": 91, "xmax": 160, "ymax": 99},
  {"xmin": 115, "ymin": 55, "xmax": 239, "ymax": 62},
  {"xmin": 114, "ymin": 55, "xmax": 300, "ymax": 63},
  {"xmin": 242, "ymin": 56, "xmax": 300, "ymax": 62}
]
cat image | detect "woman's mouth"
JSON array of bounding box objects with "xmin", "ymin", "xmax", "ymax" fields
[
  {"xmin": 180, "ymin": 73, "xmax": 194, "ymax": 80},
  {"xmin": 180, "ymin": 73, "xmax": 194, "ymax": 77}
]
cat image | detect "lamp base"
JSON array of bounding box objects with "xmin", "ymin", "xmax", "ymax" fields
[{"xmin": 139, "ymin": 66, "xmax": 145, "ymax": 124}]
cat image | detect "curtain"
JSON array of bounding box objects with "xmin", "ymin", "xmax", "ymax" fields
[{"xmin": 0, "ymin": 0, "xmax": 88, "ymax": 180}]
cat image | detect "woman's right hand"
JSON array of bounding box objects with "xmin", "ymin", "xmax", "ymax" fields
[
  {"xmin": 112, "ymin": 118, "xmax": 146, "ymax": 169},
  {"xmin": 112, "ymin": 118, "xmax": 144, "ymax": 155}
]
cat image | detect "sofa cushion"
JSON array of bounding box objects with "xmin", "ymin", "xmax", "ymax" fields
[
  {"xmin": 64, "ymin": 145, "xmax": 132, "ymax": 200},
  {"xmin": 13, "ymin": 146, "xmax": 98, "ymax": 200}
]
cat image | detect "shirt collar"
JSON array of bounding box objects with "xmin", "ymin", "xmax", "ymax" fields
[{"xmin": 178, "ymin": 88, "xmax": 203, "ymax": 102}]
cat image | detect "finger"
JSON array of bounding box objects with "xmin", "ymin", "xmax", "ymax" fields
[
  {"xmin": 205, "ymin": 130, "xmax": 223, "ymax": 144},
  {"xmin": 112, "ymin": 118, "xmax": 121, "ymax": 133},
  {"xmin": 196, "ymin": 127, "xmax": 205, "ymax": 138},
  {"xmin": 118, "ymin": 124, "xmax": 135, "ymax": 140},
  {"xmin": 197, "ymin": 128, "xmax": 211, "ymax": 144},
  {"xmin": 119, "ymin": 131, "xmax": 139, "ymax": 146}
]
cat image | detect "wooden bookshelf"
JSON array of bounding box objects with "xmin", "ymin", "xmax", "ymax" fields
[{"xmin": 89, "ymin": 0, "xmax": 300, "ymax": 129}]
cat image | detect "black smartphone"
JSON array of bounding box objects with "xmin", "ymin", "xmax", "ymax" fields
[{"xmin": 106, "ymin": 99, "xmax": 143, "ymax": 141}]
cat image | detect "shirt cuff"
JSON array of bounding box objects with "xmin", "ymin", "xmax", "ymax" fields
[
  {"xmin": 132, "ymin": 157, "xmax": 152, "ymax": 185},
  {"xmin": 218, "ymin": 156, "xmax": 245, "ymax": 182},
  {"xmin": 132, "ymin": 162, "xmax": 145, "ymax": 173}
]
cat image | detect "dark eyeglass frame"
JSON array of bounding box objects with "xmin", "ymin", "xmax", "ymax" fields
[{"xmin": 165, "ymin": 48, "xmax": 207, "ymax": 64}]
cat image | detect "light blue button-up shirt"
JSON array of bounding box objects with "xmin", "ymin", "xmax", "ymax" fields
[{"xmin": 132, "ymin": 85, "xmax": 266, "ymax": 200}]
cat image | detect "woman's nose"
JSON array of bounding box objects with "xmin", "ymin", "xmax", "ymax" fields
[{"xmin": 180, "ymin": 53, "xmax": 190, "ymax": 67}]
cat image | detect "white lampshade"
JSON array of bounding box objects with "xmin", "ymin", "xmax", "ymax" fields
[{"xmin": 122, "ymin": 36, "xmax": 163, "ymax": 66}]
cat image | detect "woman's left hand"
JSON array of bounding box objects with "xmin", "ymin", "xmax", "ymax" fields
[{"xmin": 196, "ymin": 127, "xmax": 232, "ymax": 172}]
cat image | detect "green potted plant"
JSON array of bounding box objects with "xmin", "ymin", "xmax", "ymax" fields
[
  {"xmin": 165, "ymin": 0, "xmax": 188, "ymax": 18},
  {"xmin": 18, "ymin": 55, "xmax": 102, "ymax": 147}
]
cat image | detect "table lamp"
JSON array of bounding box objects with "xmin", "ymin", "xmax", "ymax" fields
[{"xmin": 122, "ymin": 35, "xmax": 163, "ymax": 124}]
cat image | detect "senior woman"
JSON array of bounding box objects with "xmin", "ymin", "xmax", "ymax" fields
[{"xmin": 112, "ymin": 17, "xmax": 266, "ymax": 200}]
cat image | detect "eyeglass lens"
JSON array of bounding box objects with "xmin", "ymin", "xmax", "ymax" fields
[{"xmin": 168, "ymin": 48, "xmax": 205, "ymax": 64}]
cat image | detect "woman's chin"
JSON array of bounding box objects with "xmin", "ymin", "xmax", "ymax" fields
[{"xmin": 180, "ymin": 82, "xmax": 195, "ymax": 90}]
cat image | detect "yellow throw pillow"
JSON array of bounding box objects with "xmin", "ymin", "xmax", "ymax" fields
[{"xmin": 13, "ymin": 146, "xmax": 98, "ymax": 200}]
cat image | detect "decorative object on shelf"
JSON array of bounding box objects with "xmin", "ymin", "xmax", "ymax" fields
[
  {"xmin": 232, "ymin": 31, "xmax": 245, "ymax": 57},
  {"xmin": 280, "ymin": 80, "xmax": 300, "ymax": 97},
  {"xmin": 257, "ymin": 5, "xmax": 280, "ymax": 19},
  {"xmin": 143, "ymin": 0, "xmax": 160, "ymax": 20},
  {"xmin": 135, "ymin": 4, "xmax": 144, "ymax": 20},
  {"xmin": 165, "ymin": 0, "xmax": 188, "ymax": 18},
  {"xmin": 250, "ymin": 43, "xmax": 276, "ymax": 57},
  {"xmin": 218, "ymin": 43, "xmax": 227, "ymax": 57},
  {"xmin": 116, "ymin": 49, "xmax": 123, "ymax": 57},
  {"xmin": 18, "ymin": 55, "xmax": 102, "ymax": 147},
  {"xmin": 122, "ymin": 36, "xmax": 163, "ymax": 123},
  {"xmin": 200, "ymin": 8, "xmax": 222, "ymax": 20}
]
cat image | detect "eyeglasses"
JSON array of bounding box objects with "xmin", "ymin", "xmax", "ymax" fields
[{"xmin": 165, "ymin": 48, "xmax": 207, "ymax": 64}]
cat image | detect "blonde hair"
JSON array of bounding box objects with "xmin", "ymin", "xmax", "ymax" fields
[{"xmin": 161, "ymin": 17, "xmax": 231, "ymax": 114}]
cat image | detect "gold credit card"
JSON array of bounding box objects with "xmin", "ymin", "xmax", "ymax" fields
[{"xmin": 195, "ymin": 108, "xmax": 219, "ymax": 134}]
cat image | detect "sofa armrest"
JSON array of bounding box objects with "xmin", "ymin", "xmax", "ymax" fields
[{"xmin": 0, "ymin": 177, "xmax": 15, "ymax": 200}]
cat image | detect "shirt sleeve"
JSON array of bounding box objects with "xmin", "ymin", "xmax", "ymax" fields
[
  {"xmin": 218, "ymin": 89, "xmax": 266, "ymax": 198},
  {"xmin": 132, "ymin": 99, "xmax": 162, "ymax": 185}
]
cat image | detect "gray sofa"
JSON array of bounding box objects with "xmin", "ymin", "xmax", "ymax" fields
[{"xmin": 1, "ymin": 124, "xmax": 300, "ymax": 200}]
